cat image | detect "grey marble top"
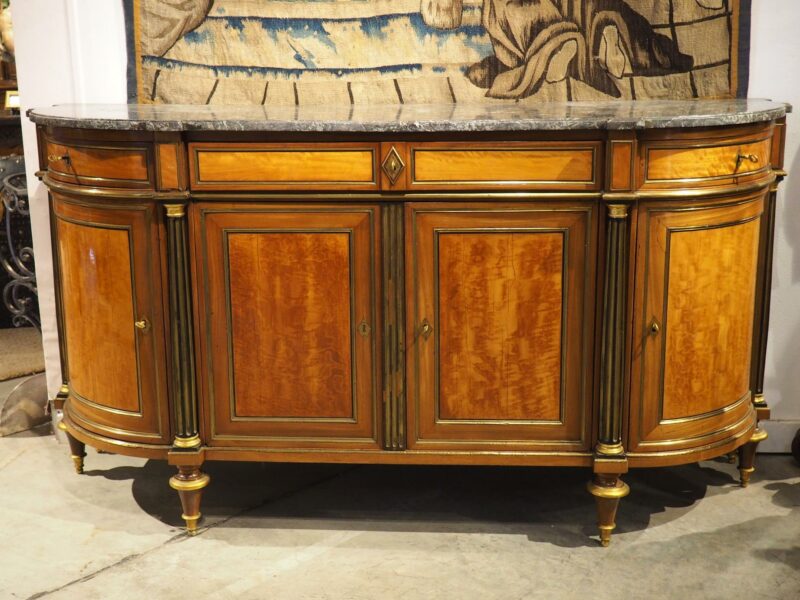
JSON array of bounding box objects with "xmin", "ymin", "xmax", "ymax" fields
[{"xmin": 27, "ymin": 99, "xmax": 788, "ymax": 133}]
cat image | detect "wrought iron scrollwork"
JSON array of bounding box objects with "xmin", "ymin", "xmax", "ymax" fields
[{"xmin": 0, "ymin": 157, "xmax": 39, "ymax": 330}]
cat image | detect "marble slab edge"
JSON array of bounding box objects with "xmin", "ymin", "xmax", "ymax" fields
[{"xmin": 26, "ymin": 101, "xmax": 789, "ymax": 133}]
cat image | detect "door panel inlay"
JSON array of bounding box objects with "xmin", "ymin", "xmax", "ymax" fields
[
  {"xmin": 437, "ymin": 231, "xmax": 564, "ymax": 421},
  {"xmin": 227, "ymin": 231, "xmax": 354, "ymax": 419},
  {"xmin": 58, "ymin": 220, "xmax": 139, "ymax": 413},
  {"xmin": 662, "ymin": 219, "xmax": 760, "ymax": 420}
]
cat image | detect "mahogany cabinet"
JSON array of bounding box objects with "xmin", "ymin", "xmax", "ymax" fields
[{"xmin": 29, "ymin": 101, "xmax": 788, "ymax": 546}]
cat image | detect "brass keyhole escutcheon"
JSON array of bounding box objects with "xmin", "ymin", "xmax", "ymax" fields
[
  {"xmin": 419, "ymin": 319, "xmax": 433, "ymax": 340},
  {"xmin": 381, "ymin": 146, "xmax": 406, "ymax": 185},
  {"xmin": 735, "ymin": 152, "xmax": 759, "ymax": 173},
  {"xmin": 649, "ymin": 319, "xmax": 660, "ymax": 336},
  {"xmin": 134, "ymin": 318, "xmax": 150, "ymax": 332},
  {"xmin": 357, "ymin": 319, "xmax": 371, "ymax": 337}
]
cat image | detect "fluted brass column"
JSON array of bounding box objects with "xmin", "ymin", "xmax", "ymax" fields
[
  {"xmin": 596, "ymin": 203, "xmax": 630, "ymax": 457},
  {"xmin": 588, "ymin": 202, "xmax": 632, "ymax": 547},
  {"xmin": 165, "ymin": 203, "xmax": 201, "ymax": 449},
  {"xmin": 382, "ymin": 203, "xmax": 406, "ymax": 450}
]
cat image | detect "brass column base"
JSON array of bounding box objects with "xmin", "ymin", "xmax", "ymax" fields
[
  {"xmin": 738, "ymin": 427, "xmax": 768, "ymax": 487},
  {"xmin": 169, "ymin": 467, "xmax": 211, "ymax": 535},
  {"xmin": 587, "ymin": 474, "xmax": 630, "ymax": 547}
]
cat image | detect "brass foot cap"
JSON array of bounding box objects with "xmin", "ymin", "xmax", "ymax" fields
[
  {"xmin": 182, "ymin": 513, "xmax": 202, "ymax": 534},
  {"xmin": 71, "ymin": 455, "xmax": 85, "ymax": 475},
  {"xmin": 740, "ymin": 467, "xmax": 755, "ymax": 487}
]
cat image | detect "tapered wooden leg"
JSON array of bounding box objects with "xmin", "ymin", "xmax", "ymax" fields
[
  {"xmin": 587, "ymin": 473, "xmax": 629, "ymax": 547},
  {"xmin": 738, "ymin": 426, "xmax": 768, "ymax": 487},
  {"xmin": 58, "ymin": 421, "xmax": 86, "ymax": 474},
  {"xmin": 169, "ymin": 466, "xmax": 210, "ymax": 535}
]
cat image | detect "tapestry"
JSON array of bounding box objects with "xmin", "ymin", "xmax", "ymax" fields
[{"xmin": 124, "ymin": 0, "xmax": 750, "ymax": 105}]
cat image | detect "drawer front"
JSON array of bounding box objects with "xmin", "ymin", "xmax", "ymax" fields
[
  {"xmin": 189, "ymin": 143, "xmax": 379, "ymax": 191},
  {"xmin": 46, "ymin": 141, "xmax": 153, "ymax": 188},
  {"xmin": 641, "ymin": 132, "xmax": 773, "ymax": 189},
  {"xmin": 406, "ymin": 142, "xmax": 601, "ymax": 191}
]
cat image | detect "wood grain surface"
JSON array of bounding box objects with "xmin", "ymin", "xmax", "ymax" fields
[
  {"xmin": 662, "ymin": 216, "xmax": 760, "ymax": 420},
  {"xmin": 191, "ymin": 143, "xmax": 377, "ymax": 190},
  {"xmin": 629, "ymin": 193, "xmax": 765, "ymax": 453},
  {"xmin": 58, "ymin": 218, "xmax": 139, "ymax": 412},
  {"xmin": 646, "ymin": 139, "xmax": 771, "ymax": 181},
  {"xmin": 47, "ymin": 141, "xmax": 150, "ymax": 185},
  {"xmin": 407, "ymin": 203, "xmax": 595, "ymax": 452},
  {"xmin": 194, "ymin": 204, "xmax": 380, "ymax": 447},
  {"xmin": 412, "ymin": 147, "xmax": 595, "ymax": 184},
  {"xmin": 437, "ymin": 231, "xmax": 563, "ymax": 421},
  {"xmin": 228, "ymin": 231, "xmax": 353, "ymax": 419}
]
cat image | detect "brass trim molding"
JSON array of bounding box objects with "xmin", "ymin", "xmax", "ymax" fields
[
  {"xmin": 41, "ymin": 173, "xmax": 190, "ymax": 201},
  {"xmin": 169, "ymin": 472, "xmax": 210, "ymax": 492}
]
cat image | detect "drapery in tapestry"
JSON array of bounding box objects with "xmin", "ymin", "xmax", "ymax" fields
[{"xmin": 124, "ymin": 0, "xmax": 751, "ymax": 105}]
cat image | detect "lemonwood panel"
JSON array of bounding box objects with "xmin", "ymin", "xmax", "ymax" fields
[
  {"xmin": 662, "ymin": 217, "xmax": 760, "ymax": 420},
  {"xmin": 646, "ymin": 138, "xmax": 771, "ymax": 181},
  {"xmin": 190, "ymin": 143, "xmax": 377, "ymax": 190},
  {"xmin": 156, "ymin": 143, "xmax": 182, "ymax": 190},
  {"xmin": 58, "ymin": 219, "xmax": 140, "ymax": 413},
  {"xmin": 47, "ymin": 141, "xmax": 150, "ymax": 186},
  {"xmin": 412, "ymin": 146, "xmax": 596, "ymax": 186},
  {"xmin": 629, "ymin": 194, "xmax": 765, "ymax": 453},
  {"xmin": 195, "ymin": 205, "xmax": 381, "ymax": 448},
  {"xmin": 438, "ymin": 231, "xmax": 563, "ymax": 421},
  {"xmin": 407, "ymin": 203, "xmax": 595, "ymax": 452},
  {"xmin": 228, "ymin": 231, "xmax": 353, "ymax": 419}
]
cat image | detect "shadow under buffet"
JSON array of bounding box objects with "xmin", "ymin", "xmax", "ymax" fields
[{"xmin": 29, "ymin": 100, "xmax": 788, "ymax": 547}]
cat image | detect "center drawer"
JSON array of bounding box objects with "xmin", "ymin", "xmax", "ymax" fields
[
  {"xmin": 189, "ymin": 142, "xmax": 380, "ymax": 191},
  {"xmin": 406, "ymin": 142, "xmax": 602, "ymax": 191}
]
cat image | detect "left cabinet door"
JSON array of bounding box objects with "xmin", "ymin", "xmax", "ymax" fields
[
  {"xmin": 193, "ymin": 204, "xmax": 381, "ymax": 449},
  {"xmin": 54, "ymin": 194, "xmax": 171, "ymax": 444}
]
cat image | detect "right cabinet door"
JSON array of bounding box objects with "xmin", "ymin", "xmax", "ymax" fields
[
  {"xmin": 628, "ymin": 192, "xmax": 765, "ymax": 454},
  {"xmin": 407, "ymin": 202, "xmax": 596, "ymax": 452}
]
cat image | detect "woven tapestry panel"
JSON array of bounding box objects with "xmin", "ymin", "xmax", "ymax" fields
[{"xmin": 125, "ymin": 0, "xmax": 750, "ymax": 105}]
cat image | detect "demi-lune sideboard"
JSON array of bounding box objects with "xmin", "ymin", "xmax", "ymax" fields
[{"xmin": 28, "ymin": 100, "xmax": 789, "ymax": 546}]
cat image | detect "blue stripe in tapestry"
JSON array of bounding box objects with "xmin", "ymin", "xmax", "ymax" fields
[{"xmin": 158, "ymin": 5, "xmax": 491, "ymax": 76}]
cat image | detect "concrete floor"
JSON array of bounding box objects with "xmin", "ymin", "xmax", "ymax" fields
[{"xmin": 1, "ymin": 431, "xmax": 798, "ymax": 600}]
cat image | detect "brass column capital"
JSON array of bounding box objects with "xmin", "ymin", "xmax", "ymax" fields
[
  {"xmin": 607, "ymin": 204, "xmax": 630, "ymax": 219},
  {"xmin": 165, "ymin": 203, "xmax": 187, "ymax": 218}
]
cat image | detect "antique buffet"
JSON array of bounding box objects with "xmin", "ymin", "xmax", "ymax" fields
[{"xmin": 29, "ymin": 99, "xmax": 788, "ymax": 546}]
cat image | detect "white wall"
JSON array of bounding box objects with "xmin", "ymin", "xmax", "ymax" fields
[
  {"xmin": 749, "ymin": 0, "xmax": 800, "ymax": 451},
  {"xmin": 11, "ymin": 0, "xmax": 800, "ymax": 451},
  {"xmin": 12, "ymin": 0, "xmax": 127, "ymax": 398}
]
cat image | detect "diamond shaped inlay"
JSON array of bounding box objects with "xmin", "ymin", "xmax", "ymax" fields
[{"xmin": 381, "ymin": 146, "xmax": 405, "ymax": 185}]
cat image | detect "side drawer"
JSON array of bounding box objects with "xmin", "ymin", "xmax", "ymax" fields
[
  {"xmin": 189, "ymin": 143, "xmax": 380, "ymax": 191},
  {"xmin": 639, "ymin": 125, "xmax": 774, "ymax": 190},
  {"xmin": 404, "ymin": 141, "xmax": 602, "ymax": 191},
  {"xmin": 46, "ymin": 140, "xmax": 153, "ymax": 189}
]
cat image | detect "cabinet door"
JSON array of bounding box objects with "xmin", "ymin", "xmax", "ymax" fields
[
  {"xmin": 407, "ymin": 203, "xmax": 596, "ymax": 452},
  {"xmin": 194, "ymin": 204, "xmax": 380, "ymax": 449},
  {"xmin": 628, "ymin": 194, "xmax": 764, "ymax": 453},
  {"xmin": 53, "ymin": 194, "xmax": 170, "ymax": 444}
]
